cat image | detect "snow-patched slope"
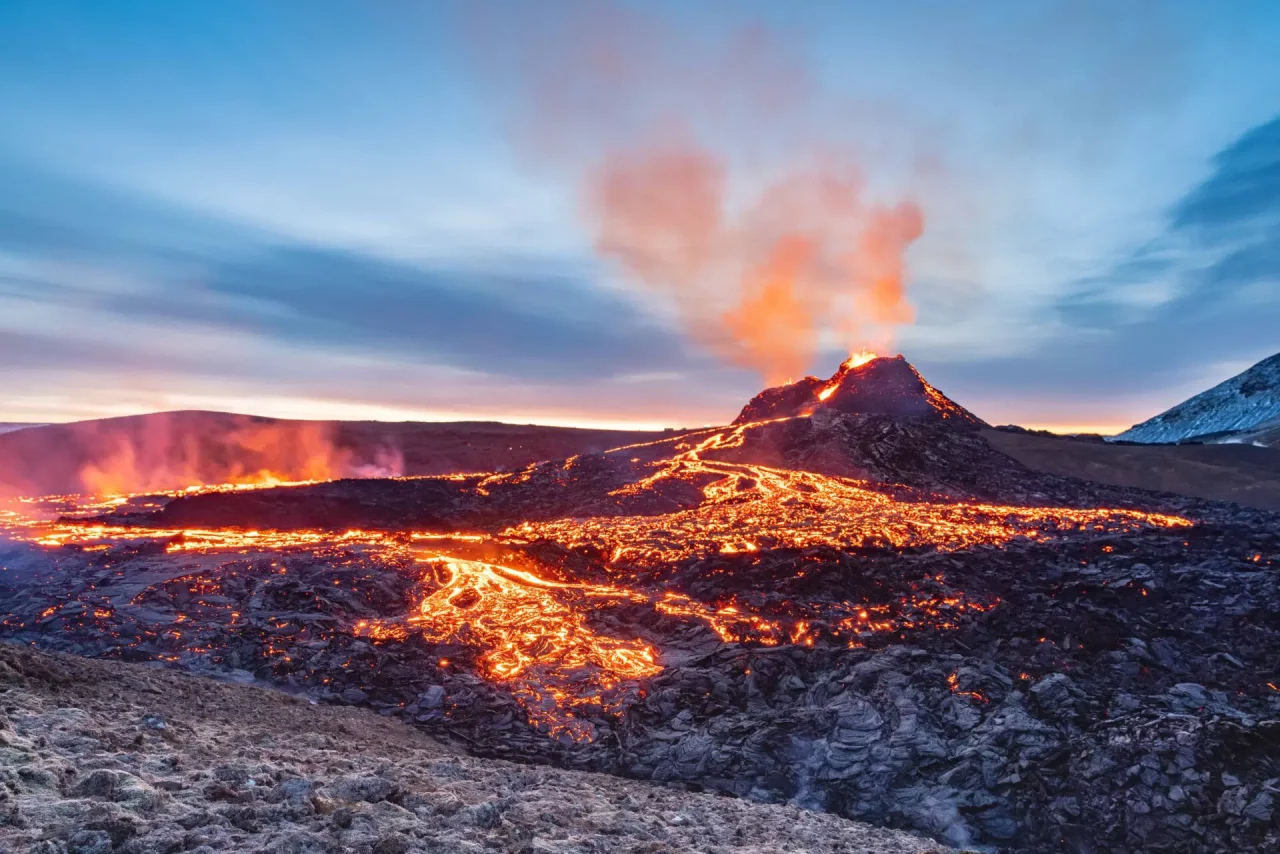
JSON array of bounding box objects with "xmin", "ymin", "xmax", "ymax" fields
[
  {"xmin": 1116, "ymin": 352, "xmax": 1280, "ymax": 444},
  {"xmin": 1227, "ymin": 413, "xmax": 1280, "ymax": 448}
]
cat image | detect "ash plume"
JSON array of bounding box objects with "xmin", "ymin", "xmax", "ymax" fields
[{"xmin": 468, "ymin": 0, "xmax": 926, "ymax": 385}]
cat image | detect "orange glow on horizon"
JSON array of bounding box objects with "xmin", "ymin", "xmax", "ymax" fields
[
  {"xmin": 1011, "ymin": 422, "xmax": 1130, "ymax": 437},
  {"xmin": 0, "ymin": 406, "xmax": 1142, "ymax": 439},
  {"xmin": 1, "ymin": 378, "xmax": 1153, "ymax": 440},
  {"xmin": 0, "ymin": 400, "xmax": 693, "ymax": 434}
]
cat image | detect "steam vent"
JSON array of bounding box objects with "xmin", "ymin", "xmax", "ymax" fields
[{"xmin": 733, "ymin": 353, "xmax": 987, "ymax": 427}]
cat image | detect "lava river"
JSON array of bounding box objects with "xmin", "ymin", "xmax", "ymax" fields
[{"xmin": 0, "ymin": 424, "xmax": 1192, "ymax": 742}]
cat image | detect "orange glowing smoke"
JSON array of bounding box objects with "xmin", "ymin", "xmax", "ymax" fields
[
  {"xmin": 478, "ymin": 1, "xmax": 926, "ymax": 385},
  {"xmin": 588, "ymin": 144, "xmax": 924, "ymax": 387},
  {"xmin": 719, "ymin": 234, "xmax": 823, "ymax": 385},
  {"xmin": 75, "ymin": 416, "xmax": 403, "ymax": 495}
]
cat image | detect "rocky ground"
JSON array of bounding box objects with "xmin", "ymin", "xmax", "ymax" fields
[
  {"xmin": 0, "ymin": 643, "xmax": 944, "ymax": 854},
  {"xmin": 4, "ymin": 413, "xmax": 1280, "ymax": 852}
]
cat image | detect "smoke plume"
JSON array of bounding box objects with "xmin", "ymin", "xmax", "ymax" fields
[
  {"xmin": 470, "ymin": 0, "xmax": 925, "ymax": 384},
  {"xmin": 0, "ymin": 412, "xmax": 404, "ymax": 497}
]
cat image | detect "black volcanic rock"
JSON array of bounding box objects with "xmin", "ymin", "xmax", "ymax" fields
[
  {"xmin": 9, "ymin": 459, "xmax": 1280, "ymax": 852},
  {"xmin": 733, "ymin": 355, "xmax": 986, "ymax": 428},
  {"xmin": 707, "ymin": 411, "xmax": 1076, "ymax": 503},
  {"xmin": 142, "ymin": 409, "xmax": 1183, "ymax": 535}
]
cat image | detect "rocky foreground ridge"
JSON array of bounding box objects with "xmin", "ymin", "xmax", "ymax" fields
[{"xmin": 0, "ymin": 643, "xmax": 943, "ymax": 854}]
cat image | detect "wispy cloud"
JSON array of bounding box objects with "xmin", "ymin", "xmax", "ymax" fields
[
  {"xmin": 917, "ymin": 114, "xmax": 1280, "ymax": 428},
  {"xmin": 0, "ymin": 156, "xmax": 755, "ymax": 426},
  {"xmin": 2, "ymin": 2, "xmax": 1279, "ymax": 431}
]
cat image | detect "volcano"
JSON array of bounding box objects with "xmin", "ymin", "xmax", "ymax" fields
[
  {"xmin": 4, "ymin": 360, "xmax": 1280, "ymax": 853},
  {"xmin": 733, "ymin": 353, "xmax": 986, "ymax": 427}
]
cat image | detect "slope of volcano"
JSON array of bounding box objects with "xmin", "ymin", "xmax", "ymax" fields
[
  {"xmin": 734, "ymin": 354, "xmax": 985, "ymax": 428},
  {"xmin": 1116, "ymin": 351, "xmax": 1280, "ymax": 445},
  {"xmin": 985, "ymin": 426, "xmax": 1280, "ymax": 511}
]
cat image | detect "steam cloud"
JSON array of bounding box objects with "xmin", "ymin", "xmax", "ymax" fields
[
  {"xmin": 471, "ymin": 0, "xmax": 925, "ymax": 384},
  {"xmin": 78, "ymin": 419, "xmax": 404, "ymax": 495},
  {"xmin": 0, "ymin": 413, "xmax": 404, "ymax": 497}
]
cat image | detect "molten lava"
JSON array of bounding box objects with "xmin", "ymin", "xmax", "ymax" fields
[
  {"xmin": 735, "ymin": 353, "xmax": 986, "ymax": 427},
  {"xmin": 0, "ymin": 417, "xmax": 1193, "ymax": 741},
  {"xmin": 814, "ymin": 349, "xmax": 878, "ymax": 402},
  {"xmin": 357, "ymin": 556, "xmax": 659, "ymax": 742},
  {"xmin": 509, "ymin": 421, "xmax": 1187, "ymax": 570},
  {"xmin": 843, "ymin": 349, "xmax": 878, "ymax": 370}
]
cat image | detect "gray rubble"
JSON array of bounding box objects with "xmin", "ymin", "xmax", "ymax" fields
[{"xmin": 0, "ymin": 643, "xmax": 945, "ymax": 854}]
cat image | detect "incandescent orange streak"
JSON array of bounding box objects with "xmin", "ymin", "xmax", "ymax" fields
[
  {"xmin": 509, "ymin": 421, "xmax": 1189, "ymax": 569},
  {"xmin": 842, "ymin": 349, "xmax": 878, "ymax": 370},
  {"xmin": 947, "ymin": 671, "xmax": 989, "ymax": 703},
  {"xmin": 358, "ymin": 555, "xmax": 659, "ymax": 742}
]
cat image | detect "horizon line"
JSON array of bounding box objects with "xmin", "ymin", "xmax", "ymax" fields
[{"xmin": 0, "ymin": 406, "xmax": 1130, "ymax": 438}]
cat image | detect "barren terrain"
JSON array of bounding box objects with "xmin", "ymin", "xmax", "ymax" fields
[
  {"xmin": 0, "ymin": 642, "xmax": 943, "ymax": 854},
  {"xmin": 3, "ymin": 409, "xmax": 1278, "ymax": 851},
  {"xmin": 4, "ymin": 364, "xmax": 1280, "ymax": 852},
  {"xmin": 983, "ymin": 429, "xmax": 1280, "ymax": 511}
]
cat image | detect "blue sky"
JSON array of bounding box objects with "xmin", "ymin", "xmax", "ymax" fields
[{"xmin": 1, "ymin": 0, "xmax": 1278, "ymax": 431}]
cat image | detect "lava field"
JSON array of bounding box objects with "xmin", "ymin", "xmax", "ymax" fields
[{"xmin": 2, "ymin": 409, "xmax": 1278, "ymax": 852}]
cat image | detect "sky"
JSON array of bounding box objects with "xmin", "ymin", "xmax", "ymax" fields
[{"xmin": 1, "ymin": 0, "xmax": 1278, "ymax": 433}]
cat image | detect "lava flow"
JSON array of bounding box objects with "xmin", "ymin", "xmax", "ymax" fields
[
  {"xmin": 0, "ymin": 415, "xmax": 1194, "ymax": 742},
  {"xmin": 355, "ymin": 556, "xmax": 660, "ymax": 741},
  {"xmin": 509, "ymin": 420, "xmax": 1189, "ymax": 569},
  {"xmin": 818, "ymin": 349, "xmax": 877, "ymax": 400}
]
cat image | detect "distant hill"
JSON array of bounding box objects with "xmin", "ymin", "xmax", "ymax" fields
[
  {"xmin": 0, "ymin": 423, "xmax": 43, "ymax": 435},
  {"xmin": 0, "ymin": 410, "xmax": 679, "ymax": 497},
  {"xmin": 1116, "ymin": 353, "xmax": 1280, "ymax": 446},
  {"xmin": 984, "ymin": 428, "xmax": 1280, "ymax": 512}
]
